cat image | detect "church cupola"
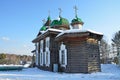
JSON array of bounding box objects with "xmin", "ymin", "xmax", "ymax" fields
[
  {"xmin": 39, "ymin": 19, "xmax": 47, "ymax": 31},
  {"xmin": 39, "ymin": 12, "xmax": 52, "ymax": 31},
  {"xmin": 71, "ymin": 6, "xmax": 84, "ymax": 30},
  {"xmin": 37, "ymin": 14, "xmax": 51, "ymax": 36},
  {"xmin": 44, "ymin": 11, "xmax": 52, "ymax": 29},
  {"xmin": 50, "ymin": 8, "xmax": 70, "ymax": 30},
  {"xmin": 40, "ymin": 25, "xmax": 47, "ymax": 31}
]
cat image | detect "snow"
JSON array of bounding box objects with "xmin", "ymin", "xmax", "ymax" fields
[
  {"xmin": 40, "ymin": 28, "xmax": 63, "ymax": 35},
  {"xmin": 40, "ymin": 31, "xmax": 45, "ymax": 34},
  {"xmin": 0, "ymin": 65, "xmax": 23, "ymax": 67},
  {"xmin": 87, "ymin": 29, "xmax": 103, "ymax": 35},
  {"xmin": 37, "ymin": 28, "xmax": 63, "ymax": 38},
  {"xmin": 47, "ymin": 28, "xmax": 63, "ymax": 32},
  {"xmin": 23, "ymin": 64, "xmax": 31, "ymax": 68},
  {"xmin": 0, "ymin": 64, "xmax": 120, "ymax": 80},
  {"xmin": 56, "ymin": 29, "xmax": 103, "ymax": 38}
]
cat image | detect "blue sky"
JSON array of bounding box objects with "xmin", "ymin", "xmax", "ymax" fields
[{"xmin": 0, "ymin": 0, "xmax": 120, "ymax": 55}]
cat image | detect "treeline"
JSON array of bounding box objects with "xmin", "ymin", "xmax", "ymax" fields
[
  {"xmin": 100, "ymin": 30, "xmax": 120, "ymax": 64},
  {"xmin": 0, "ymin": 53, "xmax": 32, "ymax": 65}
]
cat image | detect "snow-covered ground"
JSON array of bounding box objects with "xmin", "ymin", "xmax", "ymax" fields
[{"xmin": 0, "ymin": 64, "xmax": 120, "ymax": 80}]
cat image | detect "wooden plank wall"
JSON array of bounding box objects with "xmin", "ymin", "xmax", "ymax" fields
[
  {"xmin": 38, "ymin": 34, "xmax": 60, "ymax": 72},
  {"xmin": 61, "ymin": 37, "xmax": 101, "ymax": 73},
  {"xmin": 66, "ymin": 41, "xmax": 88, "ymax": 73},
  {"xmin": 86, "ymin": 43, "xmax": 101, "ymax": 72}
]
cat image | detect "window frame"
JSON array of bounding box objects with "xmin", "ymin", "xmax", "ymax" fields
[
  {"xmin": 45, "ymin": 37, "xmax": 50, "ymax": 67},
  {"xmin": 59, "ymin": 43, "xmax": 67, "ymax": 68},
  {"xmin": 40, "ymin": 40, "xmax": 43, "ymax": 66},
  {"xmin": 35, "ymin": 43, "xmax": 39, "ymax": 66}
]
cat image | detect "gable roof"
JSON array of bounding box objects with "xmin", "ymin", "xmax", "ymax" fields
[
  {"xmin": 32, "ymin": 28, "xmax": 63, "ymax": 43},
  {"xmin": 56, "ymin": 29, "xmax": 103, "ymax": 37},
  {"xmin": 32, "ymin": 28, "xmax": 103, "ymax": 43},
  {"xmin": 55, "ymin": 29, "xmax": 103, "ymax": 41}
]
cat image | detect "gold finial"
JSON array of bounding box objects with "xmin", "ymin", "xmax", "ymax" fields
[
  {"xmin": 74, "ymin": 5, "xmax": 78, "ymax": 17},
  {"xmin": 58, "ymin": 8, "xmax": 62, "ymax": 17}
]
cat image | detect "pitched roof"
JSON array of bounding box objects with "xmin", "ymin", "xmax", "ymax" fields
[
  {"xmin": 55, "ymin": 29, "xmax": 103, "ymax": 41},
  {"xmin": 32, "ymin": 28, "xmax": 63, "ymax": 43}
]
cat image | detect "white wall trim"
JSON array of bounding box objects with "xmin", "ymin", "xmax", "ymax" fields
[
  {"xmin": 36, "ymin": 43, "xmax": 39, "ymax": 66},
  {"xmin": 59, "ymin": 42, "xmax": 67, "ymax": 68},
  {"xmin": 40, "ymin": 40, "xmax": 43, "ymax": 66},
  {"xmin": 45, "ymin": 50, "xmax": 50, "ymax": 67},
  {"xmin": 40, "ymin": 40, "xmax": 43, "ymax": 51},
  {"xmin": 46, "ymin": 37, "xmax": 50, "ymax": 48},
  {"xmin": 40, "ymin": 52, "xmax": 43, "ymax": 66},
  {"xmin": 45, "ymin": 37, "xmax": 50, "ymax": 67}
]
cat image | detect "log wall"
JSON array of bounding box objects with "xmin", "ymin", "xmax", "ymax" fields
[{"xmin": 60, "ymin": 37, "xmax": 101, "ymax": 73}]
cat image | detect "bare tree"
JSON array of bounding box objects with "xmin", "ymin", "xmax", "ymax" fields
[
  {"xmin": 112, "ymin": 30, "xmax": 120, "ymax": 64},
  {"xmin": 99, "ymin": 39, "xmax": 110, "ymax": 63},
  {"xmin": 112, "ymin": 30, "xmax": 120, "ymax": 55}
]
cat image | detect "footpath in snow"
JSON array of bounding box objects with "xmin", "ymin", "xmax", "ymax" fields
[{"xmin": 0, "ymin": 64, "xmax": 120, "ymax": 80}]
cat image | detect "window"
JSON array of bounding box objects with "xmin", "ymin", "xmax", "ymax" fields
[
  {"xmin": 36, "ymin": 51, "xmax": 38, "ymax": 65},
  {"xmin": 35, "ymin": 43, "xmax": 39, "ymax": 65},
  {"xmin": 40, "ymin": 52, "xmax": 43, "ymax": 66},
  {"xmin": 46, "ymin": 40, "xmax": 49, "ymax": 48},
  {"xmin": 46, "ymin": 52, "xmax": 48, "ymax": 64},
  {"xmin": 61, "ymin": 50, "xmax": 65, "ymax": 65},
  {"xmin": 43, "ymin": 52, "xmax": 45, "ymax": 64},
  {"xmin": 45, "ymin": 51, "xmax": 50, "ymax": 66},
  {"xmin": 46, "ymin": 37, "xmax": 50, "ymax": 48},
  {"xmin": 59, "ymin": 43, "xmax": 67, "ymax": 68},
  {"xmin": 45, "ymin": 37, "xmax": 50, "ymax": 67},
  {"xmin": 40, "ymin": 40, "xmax": 43, "ymax": 50},
  {"xmin": 40, "ymin": 40, "xmax": 43, "ymax": 66}
]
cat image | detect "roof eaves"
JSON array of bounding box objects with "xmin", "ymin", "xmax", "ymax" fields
[
  {"xmin": 32, "ymin": 28, "xmax": 63, "ymax": 43},
  {"xmin": 87, "ymin": 29, "xmax": 103, "ymax": 35}
]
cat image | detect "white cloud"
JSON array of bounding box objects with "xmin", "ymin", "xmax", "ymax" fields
[{"xmin": 1, "ymin": 37, "xmax": 10, "ymax": 41}]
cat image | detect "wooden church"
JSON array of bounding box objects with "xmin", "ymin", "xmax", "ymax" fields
[{"xmin": 32, "ymin": 7, "xmax": 103, "ymax": 73}]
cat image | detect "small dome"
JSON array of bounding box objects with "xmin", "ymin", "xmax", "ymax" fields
[
  {"xmin": 37, "ymin": 26, "xmax": 46, "ymax": 36},
  {"xmin": 50, "ymin": 20, "xmax": 60, "ymax": 26},
  {"xmin": 59, "ymin": 17, "xmax": 69, "ymax": 25},
  {"xmin": 71, "ymin": 16, "xmax": 84, "ymax": 25},
  {"xmin": 50, "ymin": 16, "xmax": 69, "ymax": 27},
  {"xmin": 44, "ymin": 16, "xmax": 52, "ymax": 27},
  {"xmin": 40, "ymin": 26, "xmax": 47, "ymax": 31}
]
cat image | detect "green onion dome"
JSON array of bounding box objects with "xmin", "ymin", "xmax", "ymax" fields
[
  {"xmin": 40, "ymin": 16, "xmax": 51, "ymax": 31},
  {"xmin": 37, "ymin": 26, "xmax": 46, "ymax": 36},
  {"xmin": 44, "ymin": 16, "xmax": 51, "ymax": 27},
  {"xmin": 50, "ymin": 16, "xmax": 69, "ymax": 27},
  {"xmin": 40, "ymin": 26, "xmax": 47, "ymax": 31},
  {"xmin": 59, "ymin": 16, "xmax": 69, "ymax": 25},
  {"xmin": 71, "ymin": 16, "xmax": 84, "ymax": 26},
  {"xmin": 50, "ymin": 20, "xmax": 60, "ymax": 26},
  {"xmin": 37, "ymin": 16, "xmax": 51, "ymax": 36}
]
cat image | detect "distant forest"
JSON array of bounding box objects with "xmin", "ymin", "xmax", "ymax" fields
[{"xmin": 0, "ymin": 53, "xmax": 32, "ymax": 65}]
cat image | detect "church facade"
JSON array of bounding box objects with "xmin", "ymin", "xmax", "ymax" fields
[{"xmin": 32, "ymin": 8, "xmax": 103, "ymax": 73}]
